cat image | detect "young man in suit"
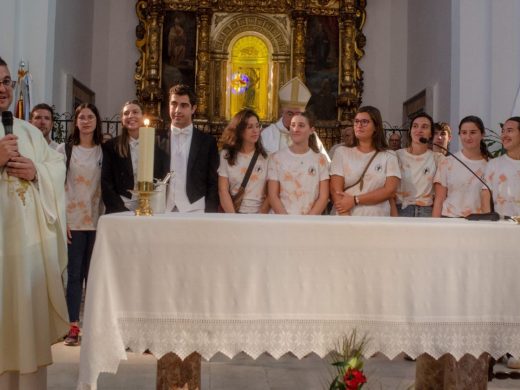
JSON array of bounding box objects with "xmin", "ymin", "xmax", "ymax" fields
[{"xmin": 166, "ymin": 84, "xmax": 219, "ymax": 212}]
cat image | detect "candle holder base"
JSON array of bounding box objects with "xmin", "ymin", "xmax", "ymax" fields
[
  {"xmin": 134, "ymin": 181, "xmax": 155, "ymax": 216},
  {"xmin": 134, "ymin": 191, "xmax": 153, "ymax": 216}
]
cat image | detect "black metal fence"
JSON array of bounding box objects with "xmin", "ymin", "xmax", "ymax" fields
[{"xmin": 53, "ymin": 112, "xmax": 408, "ymax": 151}]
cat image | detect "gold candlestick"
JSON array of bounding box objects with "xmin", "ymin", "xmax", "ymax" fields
[{"xmin": 135, "ymin": 181, "xmax": 154, "ymax": 216}]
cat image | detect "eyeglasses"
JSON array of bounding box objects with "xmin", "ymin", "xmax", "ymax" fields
[
  {"xmin": 0, "ymin": 78, "xmax": 16, "ymax": 88},
  {"xmin": 354, "ymin": 119, "xmax": 371, "ymax": 127}
]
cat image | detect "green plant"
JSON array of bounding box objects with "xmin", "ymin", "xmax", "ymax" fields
[
  {"xmin": 484, "ymin": 126, "xmax": 504, "ymax": 158},
  {"xmin": 52, "ymin": 105, "xmax": 67, "ymax": 143},
  {"xmin": 329, "ymin": 329, "xmax": 369, "ymax": 390}
]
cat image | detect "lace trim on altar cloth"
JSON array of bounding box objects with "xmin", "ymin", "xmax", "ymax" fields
[{"xmin": 117, "ymin": 318, "xmax": 520, "ymax": 361}]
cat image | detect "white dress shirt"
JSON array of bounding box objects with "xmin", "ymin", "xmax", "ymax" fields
[{"xmin": 166, "ymin": 124, "xmax": 205, "ymax": 212}]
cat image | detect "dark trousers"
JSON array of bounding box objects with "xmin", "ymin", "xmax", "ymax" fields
[{"xmin": 66, "ymin": 230, "xmax": 96, "ymax": 323}]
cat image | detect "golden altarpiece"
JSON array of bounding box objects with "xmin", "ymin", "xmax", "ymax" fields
[{"xmin": 134, "ymin": 0, "xmax": 366, "ymax": 147}]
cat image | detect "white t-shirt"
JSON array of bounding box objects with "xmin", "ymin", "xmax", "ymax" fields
[
  {"xmin": 218, "ymin": 150, "xmax": 268, "ymax": 213},
  {"xmin": 267, "ymin": 148, "xmax": 329, "ymax": 215},
  {"xmin": 261, "ymin": 118, "xmax": 330, "ymax": 161},
  {"xmin": 483, "ymin": 154, "xmax": 520, "ymax": 216},
  {"xmin": 396, "ymin": 149, "xmax": 442, "ymax": 208},
  {"xmin": 57, "ymin": 144, "xmax": 103, "ymax": 230},
  {"xmin": 434, "ymin": 151, "xmax": 487, "ymax": 217},
  {"xmin": 330, "ymin": 146, "xmax": 401, "ymax": 216}
]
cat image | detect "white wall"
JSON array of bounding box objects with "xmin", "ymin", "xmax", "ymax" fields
[
  {"xmin": 0, "ymin": 0, "xmax": 56, "ymax": 110},
  {"xmin": 489, "ymin": 0, "xmax": 520, "ymax": 130},
  {"xmin": 91, "ymin": 0, "xmax": 139, "ymax": 119},
  {"xmin": 450, "ymin": 0, "xmax": 520, "ymax": 151},
  {"xmin": 52, "ymin": 0, "xmax": 94, "ymax": 114},
  {"xmin": 362, "ymin": 0, "xmax": 408, "ymax": 127},
  {"xmin": 407, "ymin": 0, "xmax": 452, "ymax": 125}
]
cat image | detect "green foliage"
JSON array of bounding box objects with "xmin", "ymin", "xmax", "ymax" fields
[
  {"xmin": 485, "ymin": 126, "xmax": 504, "ymax": 158},
  {"xmin": 52, "ymin": 105, "xmax": 67, "ymax": 144},
  {"xmin": 329, "ymin": 329, "xmax": 369, "ymax": 390}
]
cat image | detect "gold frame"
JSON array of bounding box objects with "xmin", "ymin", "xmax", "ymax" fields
[{"xmin": 134, "ymin": 0, "xmax": 366, "ymax": 127}]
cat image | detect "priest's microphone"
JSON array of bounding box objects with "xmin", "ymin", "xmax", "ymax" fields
[
  {"xmin": 418, "ymin": 137, "xmax": 500, "ymax": 221},
  {"xmin": 2, "ymin": 111, "xmax": 13, "ymax": 135}
]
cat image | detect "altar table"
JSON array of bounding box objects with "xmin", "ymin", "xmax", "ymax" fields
[{"xmin": 78, "ymin": 213, "xmax": 520, "ymax": 388}]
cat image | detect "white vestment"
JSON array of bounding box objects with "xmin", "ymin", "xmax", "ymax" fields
[{"xmin": 0, "ymin": 119, "xmax": 69, "ymax": 375}]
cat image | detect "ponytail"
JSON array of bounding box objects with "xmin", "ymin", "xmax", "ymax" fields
[
  {"xmin": 309, "ymin": 132, "xmax": 320, "ymax": 153},
  {"xmin": 479, "ymin": 139, "xmax": 492, "ymax": 161}
]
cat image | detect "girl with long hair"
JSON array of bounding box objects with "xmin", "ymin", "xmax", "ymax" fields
[
  {"xmin": 481, "ymin": 116, "xmax": 520, "ymax": 216},
  {"xmin": 56, "ymin": 103, "xmax": 103, "ymax": 346},
  {"xmin": 101, "ymin": 100, "xmax": 168, "ymax": 213},
  {"xmin": 396, "ymin": 112, "xmax": 443, "ymax": 217},
  {"xmin": 267, "ymin": 111, "xmax": 329, "ymax": 215},
  {"xmin": 330, "ymin": 106, "xmax": 400, "ymax": 216},
  {"xmin": 218, "ymin": 109, "xmax": 269, "ymax": 213},
  {"xmin": 433, "ymin": 116, "xmax": 491, "ymax": 217}
]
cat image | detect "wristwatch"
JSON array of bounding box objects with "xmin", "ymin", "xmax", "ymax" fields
[{"xmin": 354, "ymin": 195, "xmax": 360, "ymax": 206}]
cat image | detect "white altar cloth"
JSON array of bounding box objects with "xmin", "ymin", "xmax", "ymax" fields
[{"xmin": 78, "ymin": 213, "xmax": 520, "ymax": 388}]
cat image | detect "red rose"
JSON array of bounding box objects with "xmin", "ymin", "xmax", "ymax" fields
[{"xmin": 343, "ymin": 368, "xmax": 367, "ymax": 390}]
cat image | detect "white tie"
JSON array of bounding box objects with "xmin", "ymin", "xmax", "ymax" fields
[{"xmin": 172, "ymin": 127, "xmax": 190, "ymax": 136}]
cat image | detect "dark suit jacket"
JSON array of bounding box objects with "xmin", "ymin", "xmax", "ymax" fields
[
  {"xmin": 101, "ymin": 137, "xmax": 169, "ymax": 214},
  {"xmin": 163, "ymin": 127, "xmax": 219, "ymax": 212}
]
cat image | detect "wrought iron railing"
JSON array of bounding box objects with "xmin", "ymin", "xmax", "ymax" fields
[
  {"xmin": 53, "ymin": 112, "xmax": 409, "ymax": 152},
  {"xmin": 52, "ymin": 112, "xmax": 122, "ymax": 143}
]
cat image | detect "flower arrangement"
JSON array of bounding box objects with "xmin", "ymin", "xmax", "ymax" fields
[{"xmin": 329, "ymin": 330, "xmax": 369, "ymax": 390}]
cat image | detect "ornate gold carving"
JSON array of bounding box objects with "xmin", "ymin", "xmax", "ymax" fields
[
  {"xmin": 196, "ymin": 9, "xmax": 212, "ymax": 118},
  {"xmin": 134, "ymin": 0, "xmax": 366, "ymax": 128},
  {"xmin": 135, "ymin": 0, "xmax": 164, "ymax": 120},
  {"xmin": 291, "ymin": 11, "xmax": 307, "ymax": 81},
  {"xmin": 337, "ymin": 0, "xmax": 366, "ymax": 122},
  {"xmin": 211, "ymin": 13, "xmax": 290, "ymax": 53}
]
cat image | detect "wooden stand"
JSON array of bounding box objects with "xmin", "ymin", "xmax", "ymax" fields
[
  {"xmin": 415, "ymin": 353, "xmax": 490, "ymax": 390},
  {"xmin": 157, "ymin": 352, "xmax": 201, "ymax": 390}
]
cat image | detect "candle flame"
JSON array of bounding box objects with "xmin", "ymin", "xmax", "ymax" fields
[{"xmin": 144, "ymin": 118, "xmax": 150, "ymax": 127}]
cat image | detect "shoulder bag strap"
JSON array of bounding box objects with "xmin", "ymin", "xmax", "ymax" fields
[
  {"xmin": 345, "ymin": 150, "xmax": 379, "ymax": 192},
  {"xmin": 238, "ymin": 150, "xmax": 260, "ymax": 191}
]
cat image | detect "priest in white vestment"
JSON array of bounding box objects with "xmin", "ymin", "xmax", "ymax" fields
[
  {"xmin": 0, "ymin": 57, "xmax": 69, "ymax": 389},
  {"xmin": 261, "ymin": 77, "xmax": 330, "ymax": 161}
]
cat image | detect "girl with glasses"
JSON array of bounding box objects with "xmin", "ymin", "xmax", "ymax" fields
[
  {"xmin": 56, "ymin": 103, "xmax": 103, "ymax": 346},
  {"xmin": 330, "ymin": 106, "xmax": 400, "ymax": 216}
]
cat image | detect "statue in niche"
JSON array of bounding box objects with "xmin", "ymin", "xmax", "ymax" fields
[
  {"xmin": 244, "ymin": 68, "xmax": 259, "ymax": 110},
  {"xmin": 168, "ymin": 17, "xmax": 186, "ymax": 66},
  {"xmin": 307, "ymin": 78, "xmax": 337, "ymax": 120},
  {"xmin": 312, "ymin": 23, "xmax": 330, "ymax": 70}
]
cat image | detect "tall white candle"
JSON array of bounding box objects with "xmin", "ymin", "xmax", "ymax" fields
[{"xmin": 137, "ymin": 119, "xmax": 155, "ymax": 183}]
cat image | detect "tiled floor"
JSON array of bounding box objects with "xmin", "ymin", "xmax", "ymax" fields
[{"xmin": 48, "ymin": 344, "xmax": 520, "ymax": 390}]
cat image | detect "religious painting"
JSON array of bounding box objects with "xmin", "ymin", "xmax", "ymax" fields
[
  {"xmin": 305, "ymin": 16, "xmax": 339, "ymax": 122},
  {"xmin": 161, "ymin": 11, "xmax": 197, "ymax": 121},
  {"xmin": 72, "ymin": 77, "xmax": 95, "ymax": 110}
]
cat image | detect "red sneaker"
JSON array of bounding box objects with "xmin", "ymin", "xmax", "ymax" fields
[{"xmin": 64, "ymin": 325, "xmax": 80, "ymax": 346}]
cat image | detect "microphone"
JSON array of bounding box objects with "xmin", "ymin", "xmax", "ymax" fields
[
  {"xmin": 419, "ymin": 137, "xmax": 499, "ymax": 221},
  {"xmin": 2, "ymin": 111, "xmax": 13, "ymax": 135}
]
